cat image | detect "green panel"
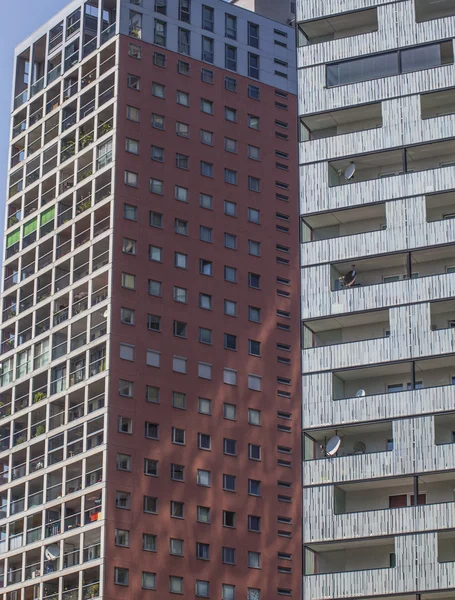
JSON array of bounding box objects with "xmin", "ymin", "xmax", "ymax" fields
[
  {"xmin": 6, "ymin": 229, "xmax": 20, "ymax": 247},
  {"xmin": 40, "ymin": 207, "xmax": 55, "ymax": 226},
  {"xmin": 23, "ymin": 218, "xmax": 37, "ymax": 237}
]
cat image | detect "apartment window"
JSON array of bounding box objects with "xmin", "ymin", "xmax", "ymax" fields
[
  {"xmin": 155, "ymin": 0, "xmax": 166, "ymax": 13},
  {"xmin": 117, "ymin": 453, "xmax": 131, "ymax": 471},
  {"xmin": 176, "ymin": 121, "xmax": 189, "ymax": 137},
  {"xmin": 122, "ymin": 238, "xmax": 136, "ymax": 255},
  {"xmin": 143, "ymin": 533, "xmax": 157, "ymax": 552},
  {"xmin": 249, "ymin": 479, "xmax": 261, "ymax": 496},
  {"xmin": 248, "ymin": 22, "xmax": 259, "ymax": 48},
  {"xmin": 224, "ymin": 438, "xmax": 237, "ymax": 455},
  {"xmin": 248, "ymin": 208, "xmax": 260, "ymax": 224},
  {"xmin": 249, "ymin": 306, "xmax": 261, "ymax": 322},
  {"xmin": 175, "ymin": 218, "xmax": 188, "ymax": 235},
  {"xmin": 177, "ymin": 60, "xmax": 190, "ymax": 74},
  {"xmin": 127, "ymin": 74, "xmax": 141, "ymax": 90},
  {"xmin": 224, "ymin": 200, "xmax": 237, "ymax": 216},
  {"xmin": 225, "ymin": 266, "xmax": 237, "ymax": 283},
  {"xmin": 248, "ymin": 145, "xmax": 260, "ymax": 161},
  {"xmin": 223, "ymin": 511, "xmax": 236, "ymax": 527},
  {"xmin": 120, "ymin": 344, "xmax": 134, "ymax": 362},
  {"xmin": 224, "ymin": 334, "xmax": 237, "ymax": 351},
  {"xmin": 224, "ymin": 403, "xmax": 236, "ymax": 420},
  {"xmin": 224, "ymin": 300, "xmax": 237, "ymax": 316},
  {"xmin": 224, "ymin": 368, "xmax": 237, "ymax": 385},
  {"xmin": 225, "ymin": 14, "xmax": 237, "ymax": 39},
  {"xmin": 249, "ymin": 273, "xmax": 261, "ymax": 288},
  {"xmin": 201, "ymin": 68, "xmax": 214, "ymax": 84},
  {"xmin": 248, "ymin": 115, "xmax": 260, "ymax": 129},
  {"xmin": 225, "ymin": 169, "xmax": 237, "ymax": 185},
  {"xmin": 149, "ymin": 246, "xmax": 162, "ymax": 262},
  {"xmin": 224, "ymin": 233, "xmax": 237, "ymax": 249},
  {"xmin": 175, "ymin": 186, "xmax": 188, "ymax": 202},
  {"xmin": 170, "ymin": 576, "xmax": 183, "ymax": 594},
  {"xmin": 176, "ymin": 153, "xmax": 189, "ymax": 169},
  {"xmin": 201, "ymin": 129, "xmax": 214, "ymax": 145},
  {"xmin": 248, "ymin": 408, "xmax": 261, "ymax": 425},
  {"xmin": 198, "ymin": 397, "xmax": 211, "ymax": 414},
  {"xmin": 173, "ymin": 356, "xmax": 187, "ymax": 373},
  {"xmin": 196, "ymin": 542, "xmax": 210, "ymax": 560},
  {"xmin": 198, "ymin": 362, "xmax": 212, "ymax": 379},
  {"xmin": 202, "ymin": 36, "xmax": 214, "ymax": 63},
  {"xmin": 248, "ymin": 340, "xmax": 261, "ymax": 356},
  {"xmin": 128, "ymin": 43, "xmax": 142, "ymax": 59},
  {"xmin": 150, "ymin": 212, "xmax": 163, "ymax": 228},
  {"xmin": 196, "ymin": 581, "xmax": 210, "ymax": 597},
  {"xmin": 248, "ymin": 240, "xmax": 261, "ymax": 256},
  {"xmin": 151, "ymin": 113, "xmax": 165, "ymax": 129},
  {"xmin": 146, "ymin": 385, "xmax": 160, "ymax": 403},
  {"xmin": 225, "ymin": 76, "xmax": 237, "ymax": 92},
  {"xmin": 121, "ymin": 307, "xmax": 135, "ymax": 325},
  {"xmin": 114, "ymin": 567, "xmax": 129, "ymax": 586},
  {"xmin": 124, "ymin": 170, "xmax": 138, "ymax": 187},
  {"xmin": 148, "ymin": 280, "xmax": 162, "ymax": 297},
  {"xmin": 179, "ymin": 0, "xmax": 190, "ymax": 22},
  {"xmin": 173, "ymin": 320, "xmax": 187, "ymax": 337},
  {"xmin": 248, "ymin": 515, "xmax": 261, "ymax": 532},
  {"xmin": 225, "ymin": 106, "xmax": 237, "ymax": 122},
  {"xmin": 177, "ymin": 90, "xmax": 190, "ymax": 106},
  {"xmin": 121, "ymin": 272, "xmax": 136, "ymax": 290},
  {"xmin": 197, "ymin": 469, "xmax": 211, "ymax": 486},
  {"xmin": 127, "ymin": 105, "xmax": 140, "ymax": 122},
  {"xmin": 248, "ymin": 176, "xmax": 260, "ymax": 192},
  {"xmin": 171, "ymin": 500, "xmax": 184, "ymax": 519},
  {"xmin": 172, "ymin": 427, "xmax": 186, "ymax": 444},
  {"xmin": 248, "ymin": 443, "xmax": 261, "ymax": 460},
  {"xmin": 145, "ymin": 422, "xmax": 159, "ymax": 440},
  {"xmin": 225, "ymin": 45, "xmax": 237, "ymax": 71},
  {"xmin": 202, "ymin": 5, "xmax": 214, "ymax": 30},
  {"xmin": 146, "ymin": 350, "xmax": 161, "ymax": 368},
  {"xmin": 198, "ymin": 433, "xmax": 211, "ymax": 450},
  {"xmin": 118, "ymin": 415, "xmax": 132, "ymax": 434},
  {"xmin": 199, "ymin": 293, "xmax": 212, "ymax": 310},
  {"xmin": 248, "ymin": 551, "xmax": 261, "ymax": 568},
  {"xmin": 151, "ymin": 145, "xmax": 164, "ymax": 161},
  {"xmin": 201, "ymin": 98, "xmax": 214, "ymax": 114},
  {"xmin": 125, "ymin": 137, "xmax": 139, "ymax": 154},
  {"xmin": 200, "ymin": 194, "xmax": 213, "ymax": 210},
  {"xmin": 224, "ymin": 138, "xmax": 237, "ymax": 153},
  {"xmin": 248, "ymin": 53, "xmax": 260, "ymax": 79},
  {"xmin": 144, "ymin": 495, "xmax": 157, "ymax": 513},
  {"xmin": 154, "ymin": 20, "xmax": 166, "ymax": 46},
  {"xmin": 199, "ymin": 162, "xmax": 213, "ymax": 179},
  {"xmin": 171, "ymin": 464, "xmax": 185, "ymax": 481},
  {"xmin": 170, "ymin": 538, "xmax": 184, "ymax": 556},
  {"xmin": 119, "ymin": 380, "xmax": 133, "ymax": 397},
  {"xmin": 178, "ymin": 28, "xmax": 190, "ymax": 55},
  {"xmin": 116, "ymin": 491, "xmax": 131, "ymax": 509},
  {"xmin": 197, "ymin": 506, "xmax": 210, "ymax": 523},
  {"xmin": 200, "ymin": 259, "xmax": 212, "ymax": 276},
  {"xmin": 142, "ymin": 572, "xmax": 156, "ymax": 590},
  {"xmin": 249, "ymin": 84, "xmax": 260, "ymax": 99},
  {"xmin": 153, "ymin": 51, "xmax": 166, "ymax": 67},
  {"xmin": 124, "ymin": 204, "xmax": 137, "ymax": 222},
  {"xmin": 172, "ymin": 391, "xmax": 187, "ymax": 408},
  {"xmin": 174, "ymin": 286, "xmax": 188, "ymax": 303},
  {"xmin": 223, "ymin": 547, "xmax": 236, "ymax": 564},
  {"xmin": 199, "ymin": 328, "xmax": 212, "ymax": 344}
]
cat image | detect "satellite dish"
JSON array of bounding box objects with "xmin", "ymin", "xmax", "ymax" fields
[
  {"xmin": 355, "ymin": 389, "xmax": 366, "ymax": 397},
  {"xmin": 344, "ymin": 162, "xmax": 356, "ymax": 180},
  {"xmin": 45, "ymin": 544, "xmax": 60, "ymax": 560},
  {"xmin": 326, "ymin": 435, "xmax": 341, "ymax": 457},
  {"xmin": 103, "ymin": 310, "xmax": 108, "ymax": 318}
]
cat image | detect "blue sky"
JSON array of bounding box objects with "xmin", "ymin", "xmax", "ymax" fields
[{"xmin": 0, "ymin": 0, "xmax": 67, "ymax": 254}]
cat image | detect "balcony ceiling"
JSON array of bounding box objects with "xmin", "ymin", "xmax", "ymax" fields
[
  {"xmin": 305, "ymin": 309, "xmax": 389, "ymax": 332},
  {"xmin": 304, "ymin": 203, "xmax": 385, "ymax": 229}
]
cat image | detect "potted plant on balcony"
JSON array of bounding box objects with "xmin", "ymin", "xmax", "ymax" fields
[
  {"xmin": 7, "ymin": 308, "xmax": 16, "ymax": 319},
  {"xmin": 87, "ymin": 583, "xmax": 99, "ymax": 598},
  {"xmin": 130, "ymin": 27, "xmax": 140, "ymax": 38},
  {"xmin": 99, "ymin": 121, "xmax": 112, "ymax": 136},
  {"xmin": 8, "ymin": 215, "xmax": 18, "ymax": 227},
  {"xmin": 80, "ymin": 133, "xmax": 94, "ymax": 149},
  {"xmin": 15, "ymin": 436, "xmax": 26, "ymax": 445},
  {"xmin": 34, "ymin": 424, "xmax": 45, "ymax": 437},
  {"xmin": 77, "ymin": 199, "xmax": 91, "ymax": 214},
  {"xmin": 33, "ymin": 391, "xmax": 47, "ymax": 403}
]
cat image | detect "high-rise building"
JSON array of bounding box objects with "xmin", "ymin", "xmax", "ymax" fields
[
  {"xmin": 297, "ymin": 0, "xmax": 455, "ymax": 598},
  {"xmin": 1, "ymin": 1, "xmax": 301, "ymax": 599}
]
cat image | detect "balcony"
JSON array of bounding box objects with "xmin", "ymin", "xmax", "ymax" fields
[
  {"xmin": 300, "ymin": 102, "xmax": 382, "ymax": 142},
  {"xmin": 415, "ymin": 0, "xmax": 455, "ymax": 22},
  {"xmin": 297, "ymin": 7, "xmax": 378, "ymax": 46}
]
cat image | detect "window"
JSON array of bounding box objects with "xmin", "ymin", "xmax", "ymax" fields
[
  {"xmin": 172, "ymin": 391, "xmax": 187, "ymax": 409},
  {"xmin": 155, "ymin": 0, "xmax": 166, "ymax": 13},
  {"xmin": 175, "ymin": 218, "xmax": 188, "ymax": 235},
  {"xmin": 248, "ymin": 53, "xmax": 260, "ymax": 79},
  {"xmin": 224, "ymin": 300, "xmax": 237, "ymax": 316},
  {"xmin": 171, "ymin": 463, "xmax": 185, "ymax": 481},
  {"xmin": 178, "ymin": 0, "xmax": 190, "ymax": 22},
  {"xmin": 249, "ymin": 273, "xmax": 261, "ymax": 288},
  {"xmin": 201, "ymin": 68, "xmax": 214, "ymax": 84},
  {"xmin": 128, "ymin": 43, "xmax": 142, "ymax": 59},
  {"xmin": 225, "ymin": 76, "xmax": 237, "ymax": 92},
  {"xmin": 176, "ymin": 121, "xmax": 189, "ymax": 137},
  {"xmin": 200, "ymin": 225, "xmax": 213, "ymax": 241},
  {"xmin": 172, "ymin": 427, "xmax": 186, "ymax": 444},
  {"xmin": 144, "ymin": 458, "xmax": 158, "ymax": 476},
  {"xmin": 224, "ymin": 368, "xmax": 237, "ymax": 385},
  {"xmin": 150, "ymin": 178, "xmax": 164, "ymax": 195},
  {"xmin": 174, "ymin": 286, "xmax": 188, "ymax": 303},
  {"xmin": 201, "ymin": 98, "xmax": 213, "ymax": 114},
  {"xmin": 248, "ymin": 22, "xmax": 259, "ymax": 48},
  {"xmin": 197, "ymin": 469, "xmax": 211, "ymax": 486},
  {"xmin": 150, "ymin": 212, "xmax": 163, "ymax": 228},
  {"xmin": 149, "ymin": 246, "xmax": 162, "ymax": 262},
  {"xmin": 225, "ymin": 169, "xmax": 237, "ymax": 185},
  {"xmin": 248, "ymin": 408, "xmax": 261, "ymax": 425},
  {"xmin": 248, "ymin": 208, "xmax": 260, "ymax": 223},
  {"xmin": 170, "ymin": 538, "xmax": 184, "ymax": 555},
  {"xmin": 154, "ymin": 19, "xmax": 166, "ymax": 46},
  {"xmin": 202, "ymin": 36, "xmax": 214, "ymax": 63},
  {"xmin": 224, "ymin": 233, "xmax": 237, "ymax": 249},
  {"xmin": 128, "ymin": 74, "xmax": 141, "ymax": 90},
  {"xmin": 200, "ymin": 259, "xmax": 212, "ymax": 276},
  {"xmin": 225, "ymin": 14, "xmax": 237, "ymax": 39},
  {"xmin": 198, "ymin": 433, "xmax": 211, "ymax": 450},
  {"xmin": 224, "ymin": 403, "xmax": 236, "ymax": 420},
  {"xmin": 127, "ymin": 104, "xmax": 140, "ymax": 122},
  {"xmin": 124, "ymin": 204, "xmax": 137, "ymax": 221},
  {"xmin": 117, "ymin": 453, "xmax": 131, "ymax": 471},
  {"xmin": 225, "ymin": 106, "xmax": 237, "ymax": 122},
  {"xmin": 151, "ymin": 113, "xmax": 165, "ymax": 129},
  {"xmin": 223, "ymin": 511, "xmax": 236, "ymax": 527},
  {"xmin": 146, "ymin": 385, "xmax": 160, "ymax": 403},
  {"xmin": 225, "ymin": 45, "xmax": 237, "ymax": 71},
  {"xmin": 148, "ymin": 280, "xmax": 162, "ymax": 297},
  {"xmin": 249, "ymin": 85, "xmax": 260, "ymax": 99},
  {"xmin": 224, "ymin": 438, "xmax": 236, "ymax": 455},
  {"xmin": 199, "ymin": 328, "xmax": 212, "ymax": 344},
  {"xmin": 124, "ymin": 171, "xmax": 138, "ymax": 187},
  {"xmin": 248, "ymin": 240, "xmax": 261, "ymax": 256},
  {"xmin": 224, "ymin": 266, "xmax": 237, "ymax": 283},
  {"xmin": 248, "ymin": 340, "xmax": 261, "ymax": 356},
  {"xmin": 173, "ymin": 320, "xmax": 187, "ymax": 338},
  {"xmin": 176, "ymin": 154, "xmax": 189, "ymax": 170},
  {"xmin": 249, "ymin": 479, "xmax": 261, "ymax": 496},
  {"xmin": 249, "ymin": 306, "xmax": 261, "ymax": 322},
  {"xmin": 153, "ymin": 51, "xmax": 166, "ymax": 67},
  {"xmin": 173, "ymin": 356, "xmax": 187, "ymax": 373},
  {"xmin": 248, "ymin": 176, "xmax": 260, "ymax": 192},
  {"xmin": 170, "ymin": 575, "xmax": 183, "ymax": 594},
  {"xmin": 198, "ymin": 362, "xmax": 212, "ymax": 379},
  {"xmin": 199, "ymin": 293, "xmax": 212, "ymax": 310},
  {"xmin": 202, "ymin": 5, "xmax": 214, "ymax": 31},
  {"xmin": 118, "ymin": 416, "xmax": 132, "ymax": 434},
  {"xmin": 196, "ymin": 580, "xmax": 210, "ymax": 598},
  {"xmin": 116, "ymin": 490, "xmax": 131, "ymax": 509},
  {"xmin": 122, "ymin": 238, "xmax": 136, "ymax": 255},
  {"xmin": 145, "ymin": 422, "xmax": 159, "ymax": 439},
  {"xmin": 119, "ymin": 379, "xmax": 133, "ymax": 397},
  {"xmin": 114, "ymin": 567, "xmax": 129, "ymax": 586},
  {"xmin": 224, "ymin": 334, "xmax": 237, "ymax": 351},
  {"xmin": 248, "ymin": 443, "xmax": 261, "ymax": 460},
  {"xmin": 121, "ymin": 307, "xmax": 135, "ymax": 325},
  {"xmin": 196, "ymin": 542, "xmax": 210, "ymax": 560},
  {"xmin": 151, "ymin": 145, "xmax": 164, "ymax": 162},
  {"xmin": 248, "ymin": 515, "xmax": 261, "ymax": 532},
  {"xmin": 223, "ymin": 547, "xmax": 236, "ymax": 564},
  {"xmin": 201, "ymin": 129, "xmax": 214, "ymax": 145},
  {"xmin": 222, "ymin": 584, "xmax": 235, "ymax": 600},
  {"xmin": 200, "ymin": 161, "xmax": 213, "ymax": 177},
  {"xmin": 142, "ymin": 572, "xmax": 156, "ymax": 590},
  {"xmin": 178, "ymin": 28, "xmax": 190, "ymax": 55},
  {"xmin": 175, "ymin": 185, "xmax": 188, "ymax": 202},
  {"xmin": 177, "ymin": 90, "xmax": 190, "ymax": 106},
  {"xmin": 143, "ymin": 533, "xmax": 156, "ymax": 552},
  {"xmin": 248, "ymin": 551, "xmax": 261, "ymax": 568},
  {"xmin": 200, "ymin": 194, "xmax": 212, "ymax": 211},
  {"xmin": 120, "ymin": 344, "xmax": 134, "ymax": 362},
  {"xmin": 197, "ymin": 506, "xmax": 210, "ymax": 523},
  {"xmin": 121, "ymin": 272, "xmax": 136, "ymax": 290},
  {"xmin": 171, "ymin": 501, "xmax": 184, "ymax": 518},
  {"xmin": 198, "ymin": 397, "xmax": 211, "ymax": 414},
  {"xmin": 125, "ymin": 137, "xmax": 139, "ymax": 154},
  {"xmin": 144, "ymin": 495, "xmax": 157, "ymax": 513},
  {"xmin": 248, "ymin": 115, "xmax": 260, "ymax": 129},
  {"xmin": 177, "ymin": 60, "xmax": 190, "ymax": 75}
]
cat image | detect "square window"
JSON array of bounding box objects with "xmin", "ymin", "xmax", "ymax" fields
[
  {"xmin": 199, "ymin": 293, "xmax": 212, "ymax": 310},
  {"xmin": 177, "ymin": 90, "xmax": 190, "ymax": 106},
  {"xmin": 224, "ymin": 300, "xmax": 237, "ymax": 316},
  {"xmin": 249, "ymin": 115, "xmax": 260, "ymax": 129},
  {"xmin": 153, "ymin": 51, "xmax": 166, "ymax": 67},
  {"xmin": 225, "ymin": 107, "xmax": 237, "ymax": 122},
  {"xmin": 142, "ymin": 572, "xmax": 156, "ymax": 590},
  {"xmin": 223, "ymin": 438, "xmax": 236, "ymax": 455},
  {"xmin": 152, "ymin": 113, "xmax": 165, "ymax": 129},
  {"xmin": 144, "ymin": 495, "xmax": 157, "ymax": 513},
  {"xmin": 197, "ymin": 469, "xmax": 211, "ymax": 486},
  {"xmin": 178, "ymin": 60, "xmax": 190, "ymax": 74},
  {"xmin": 200, "ymin": 259, "xmax": 212, "ymax": 276},
  {"xmin": 224, "ymin": 233, "xmax": 237, "ymax": 249},
  {"xmin": 201, "ymin": 99, "xmax": 213, "ymax": 114},
  {"xmin": 173, "ymin": 321, "xmax": 187, "ymax": 338},
  {"xmin": 201, "ymin": 129, "xmax": 214, "ymax": 145},
  {"xmin": 175, "ymin": 252, "xmax": 188, "ymax": 269},
  {"xmin": 248, "ymin": 176, "xmax": 260, "ymax": 192},
  {"xmin": 198, "ymin": 362, "xmax": 212, "ymax": 379},
  {"xmin": 150, "ymin": 178, "xmax": 164, "ymax": 195},
  {"xmin": 173, "ymin": 356, "xmax": 187, "ymax": 373},
  {"xmin": 223, "ymin": 403, "xmax": 236, "ymax": 420},
  {"xmin": 201, "ymin": 68, "xmax": 214, "ymax": 83},
  {"xmin": 224, "ymin": 266, "xmax": 237, "ymax": 283},
  {"xmin": 122, "ymin": 237, "xmax": 136, "ymax": 255},
  {"xmin": 224, "ymin": 138, "xmax": 237, "ymax": 153},
  {"xmin": 224, "ymin": 333, "xmax": 237, "ymax": 351},
  {"xmin": 114, "ymin": 567, "xmax": 129, "ymax": 586},
  {"xmin": 172, "ymin": 391, "xmax": 187, "ymax": 409},
  {"xmin": 121, "ymin": 307, "xmax": 135, "ymax": 325},
  {"xmin": 176, "ymin": 121, "xmax": 189, "ymax": 137},
  {"xmin": 200, "ymin": 193, "xmax": 213, "ymax": 210},
  {"xmin": 249, "ymin": 340, "xmax": 261, "ymax": 356},
  {"xmin": 248, "ymin": 375, "xmax": 262, "ymax": 391},
  {"xmin": 146, "ymin": 385, "xmax": 160, "ymax": 403},
  {"xmin": 148, "ymin": 279, "xmax": 162, "ymax": 296},
  {"xmin": 125, "ymin": 171, "xmax": 138, "ymax": 187},
  {"xmin": 176, "ymin": 153, "xmax": 189, "ymax": 169},
  {"xmin": 248, "ymin": 443, "xmax": 261, "ymax": 460},
  {"xmin": 174, "ymin": 286, "xmax": 188, "ymax": 303},
  {"xmin": 225, "ymin": 169, "xmax": 237, "ymax": 185},
  {"xmin": 171, "ymin": 463, "xmax": 185, "ymax": 481},
  {"xmin": 118, "ymin": 416, "xmax": 132, "ymax": 433},
  {"xmin": 197, "ymin": 505, "xmax": 210, "ymax": 523},
  {"xmin": 249, "ymin": 273, "xmax": 261, "ymax": 288},
  {"xmin": 248, "ymin": 240, "xmax": 261, "ymax": 256},
  {"xmin": 150, "ymin": 211, "xmax": 163, "ymax": 227},
  {"xmin": 116, "ymin": 490, "xmax": 131, "ymax": 509},
  {"xmin": 175, "ymin": 218, "xmax": 188, "ymax": 235},
  {"xmin": 120, "ymin": 343, "xmax": 134, "ymax": 361},
  {"xmin": 171, "ymin": 500, "xmax": 184, "ymax": 518},
  {"xmin": 248, "ymin": 208, "xmax": 261, "ymax": 223},
  {"xmin": 145, "ymin": 422, "xmax": 159, "ymax": 439},
  {"xmin": 196, "ymin": 542, "xmax": 210, "ymax": 560},
  {"xmin": 170, "ymin": 538, "xmax": 184, "ymax": 555},
  {"xmin": 248, "ymin": 145, "xmax": 260, "ymax": 160},
  {"xmin": 248, "ymin": 408, "xmax": 261, "ymax": 425},
  {"xmin": 117, "ymin": 453, "xmax": 131, "ymax": 471},
  {"xmin": 224, "ymin": 200, "xmax": 237, "ymax": 216},
  {"xmin": 196, "ymin": 580, "xmax": 210, "ymax": 597},
  {"xmin": 200, "ymin": 225, "xmax": 213, "ymax": 241},
  {"xmin": 175, "ymin": 185, "xmax": 188, "ymax": 202},
  {"xmin": 172, "ymin": 427, "xmax": 186, "ymax": 444},
  {"xmin": 146, "ymin": 349, "xmax": 160, "ymax": 368},
  {"xmin": 119, "ymin": 379, "xmax": 133, "ymax": 397},
  {"xmin": 198, "ymin": 433, "xmax": 211, "ymax": 450},
  {"xmin": 127, "ymin": 105, "xmax": 140, "ymax": 122},
  {"xmin": 248, "ymin": 479, "xmax": 261, "ymax": 496},
  {"xmin": 125, "ymin": 138, "xmax": 139, "ymax": 154},
  {"xmin": 170, "ymin": 575, "xmax": 183, "ymax": 594},
  {"xmin": 248, "ymin": 515, "xmax": 261, "ymax": 532},
  {"xmin": 129, "ymin": 43, "xmax": 142, "ymax": 59},
  {"xmin": 151, "ymin": 145, "xmax": 164, "ymax": 162},
  {"xmin": 149, "ymin": 245, "xmax": 162, "ymax": 262},
  {"xmin": 225, "ymin": 76, "xmax": 237, "ymax": 92},
  {"xmin": 128, "ymin": 74, "xmax": 141, "ymax": 90},
  {"xmin": 223, "ymin": 547, "xmax": 236, "ymax": 564},
  {"xmin": 249, "ymin": 306, "xmax": 261, "ymax": 322},
  {"xmin": 198, "ymin": 397, "xmax": 211, "ymax": 414},
  {"xmin": 248, "ymin": 551, "xmax": 261, "ymax": 568},
  {"xmin": 124, "ymin": 203, "xmax": 137, "ymax": 221},
  {"xmin": 199, "ymin": 328, "xmax": 212, "ymax": 344},
  {"xmin": 224, "ymin": 368, "xmax": 237, "ymax": 385},
  {"xmin": 200, "ymin": 161, "xmax": 213, "ymax": 177},
  {"xmin": 223, "ymin": 511, "xmax": 236, "ymax": 528},
  {"xmin": 152, "ymin": 82, "xmax": 165, "ymax": 98},
  {"xmin": 122, "ymin": 272, "xmax": 136, "ymax": 290},
  {"xmin": 143, "ymin": 533, "xmax": 157, "ymax": 551}
]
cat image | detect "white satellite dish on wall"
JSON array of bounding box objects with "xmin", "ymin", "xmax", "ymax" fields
[
  {"xmin": 355, "ymin": 389, "xmax": 366, "ymax": 397},
  {"xmin": 344, "ymin": 162, "xmax": 356, "ymax": 180},
  {"xmin": 45, "ymin": 545, "xmax": 60, "ymax": 560},
  {"xmin": 326, "ymin": 435, "xmax": 341, "ymax": 457}
]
